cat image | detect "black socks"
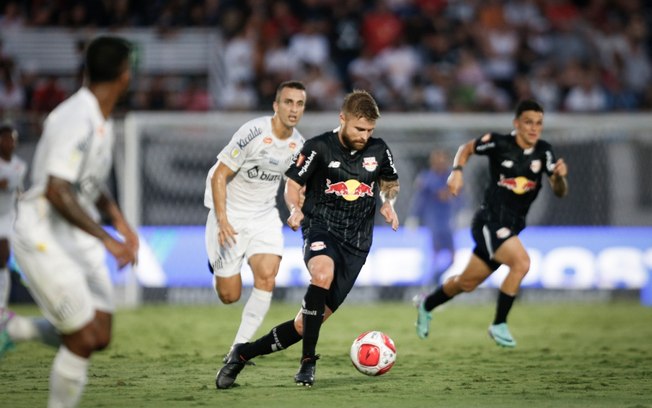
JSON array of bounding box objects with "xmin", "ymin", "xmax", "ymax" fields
[
  {"xmin": 241, "ymin": 319, "xmax": 302, "ymax": 359},
  {"xmin": 493, "ymin": 290, "xmax": 516, "ymax": 325},
  {"xmin": 424, "ymin": 286, "xmax": 453, "ymax": 311},
  {"xmin": 301, "ymin": 284, "xmax": 328, "ymax": 358}
]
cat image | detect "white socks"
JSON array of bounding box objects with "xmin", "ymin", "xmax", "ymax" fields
[
  {"xmin": 8, "ymin": 315, "xmax": 61, "ymax": 347},
  {"xmin": 233, "ymin": 288, "xmax": 272, "ymax": 345},
  {"xmin": 49, "ymin": 346, "xmax": 89, "ymax": 408},
  {"xmin": 0, "ymin": 267, "xmax": 9, "ymax": 308}
]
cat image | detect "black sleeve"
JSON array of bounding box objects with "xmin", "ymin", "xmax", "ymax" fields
[
  {"xmin": 379, "ymin": 140, "xmax": 399, "ymax": 181},
  {"xmin": 285, "ymin": 138, "xmax": 321, "ymax": 186}
]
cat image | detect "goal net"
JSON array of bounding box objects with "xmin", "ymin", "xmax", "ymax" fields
[{"xmin": 116, "ymin": 112, "xmax": 652, "ymax": 306}]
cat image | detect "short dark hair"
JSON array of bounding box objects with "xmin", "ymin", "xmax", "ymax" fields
[
  {"xmin": 85, "ymin": 35, "xmax": 132, "ymax": 83},
  {"xmin": 515, "ymin": 99, "xmax": 544, "ymax": 118},
  {"xmin": 275, "ymin": 80, "xmax": 306, "ymax": 101},
  {"xmin": 342, "ymin": 89, "xmax": 380, "ymax": 121},
  {"xmin": 0, "ymin": 123, "xmax": 17, "ymax": 139}
]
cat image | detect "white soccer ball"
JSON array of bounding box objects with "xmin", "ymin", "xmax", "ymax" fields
[{"xmin": 350, "ymin": 330, "xmax": 397, "ymax": 376}]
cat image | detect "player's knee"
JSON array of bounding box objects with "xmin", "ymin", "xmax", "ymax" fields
[
  {"xmin": 511, "ymin": 256, "xmax": 531, "ymax": 277},
  {"xmin": 456, "ymin": 276, "xmax": 479, "ymax": 293},
  {"xmin": 309, "ymin": 269, "xmax": 333, "ymax": 288},
  {"xmin": 253, "ymin": 275, "xmax": 276, "ymax": 292},
  {"xmin": 293, "ymin": 315, "xmax": 304, "ymax": 336},
  {"xmin": 214, "ymin": 282, "xmax": 241, "ymax": 304},
  {"xmin": 71, "ymin": 329, "xmax": 107, "ymax": 355},
  {"xmin": 218, "ymin": 291, "xmax": 240, "ymax": 304},
  {"xmin": 94, "ymin": 331, "xmax": 112, "ymax": 351}
]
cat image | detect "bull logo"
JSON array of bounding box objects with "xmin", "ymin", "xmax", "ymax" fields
[{"xmin": 324, "ymin": 179, "xmax": 374, "ymax": 201}]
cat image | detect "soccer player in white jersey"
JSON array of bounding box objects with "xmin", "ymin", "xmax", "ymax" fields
[
  {"xmin": 7, "ymin": 36, "xmax": 138, "ymax": 408},
  {"xmin": 204, "ymin": 80, "xmax": 306, "ymax": 359},
  {"xmin": 0, "ymin": 124, "xmax": 27, "ymax": 320}
]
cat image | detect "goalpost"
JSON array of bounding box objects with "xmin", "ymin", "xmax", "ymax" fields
[{"xmin": 117, "ymin": 112, "xmax": 652, "ymax": 307}]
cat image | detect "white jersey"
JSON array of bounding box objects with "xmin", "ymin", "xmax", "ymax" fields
[
  {"xmin": 0, "ymin": 155, "xmax": 26, "ymax": 216},
  {"xmin": 203, "ymin": 116, "xmax": 303, "ymax": 218},
  {"xmin": 16, "ymin": 87, "xmax": 114, "ymax": 234}
]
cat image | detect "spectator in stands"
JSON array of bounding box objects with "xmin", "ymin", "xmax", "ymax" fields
[
  {"xmin": 563, "ymin": 65, "xmax": 608, "ymax": 112},
  {"xmin": 0, "ymin": 0, "xmax": 650, "ymax": 114},
  {"xmin": 362, "ymin": 0, "xmax": 404, "ymax": 55},
  {"xmin": 177, "ymin": 77, "xmax": 212, "ymax": 111},
  {"xmin": 528, "ymin": 63, "xmax": 561, "ymax": 111},
  {"xmin": 0, "ymin": 1, "xmax": 25, "ymax": 33},
  {"xmin": 31, "ymin": 75, "xmax": 66, "ymax": 114},
  {"xmin": 329, "ymin": 0, "xmax": 364, "ymax": 88},
  {"xmin": 288, "ymin": 18, "xmax": 330, "ymax": 69},
  {"xmin": 375, "ymin": 33, "xmax": 421, "ymax": 101},
  {"xmin": 222, "ymin": 79, "xmax": 258, "ymax": 111},
  {"xmin": 145, "ymin": 75, "xmax": 172, "ymax": 110},
  {"xmin": 0, "ymin": 65, "xmax": 24, "ymax": 114},
  {"xmin": 262, "ymin": 0, "xmax": 301, "ymax": 44}
]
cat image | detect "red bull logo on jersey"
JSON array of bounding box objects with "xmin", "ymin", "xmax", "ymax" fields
[
  {"xmin": 324, "ymin": 179, "xmax": 374, "ymax": 201},
  {"xmin": 362, "ymin": 157, "xmax": 378, "ymax": 171},
  {"xmin": 497, "ymin": 175, "xmax": 537, "ymax": 195},
  {"xmin": 530, "ymin": 160, "xmax": 541, "ymax": 173}
]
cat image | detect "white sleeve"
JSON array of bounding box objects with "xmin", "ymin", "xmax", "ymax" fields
[
  {"xmin": 216, "ymin": 122, "xmax": 257, "ymax": 173},
  {"xmin": 43, "ymin": 115, "xmax": 93, "ymax": 183}
]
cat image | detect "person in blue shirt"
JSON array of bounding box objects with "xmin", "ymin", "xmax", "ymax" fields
[{"xmin": 406, "ymin": 149, "xmax": 460, "ymax": 286}]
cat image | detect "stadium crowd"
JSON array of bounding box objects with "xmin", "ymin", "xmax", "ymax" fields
[{"xmin": 0, "ymin": 0, "xmax": 651, "ymax": 113}]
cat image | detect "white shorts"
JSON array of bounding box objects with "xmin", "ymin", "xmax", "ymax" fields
[
  {"xmin": 0, "ymin": 212, "xmax": 15, "ymax": 238},
  {"xmin": 205, "ymin": 209, "xmax": 283, "ymax": 278},
  {"xmin": 13, "ymin": 213, "xmax": 114, "ymax": 334}
]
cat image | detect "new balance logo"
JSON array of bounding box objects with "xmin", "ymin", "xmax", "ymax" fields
[{"xmin": 328, "ymin": 161, "xmax": 341, "ymax": 168}]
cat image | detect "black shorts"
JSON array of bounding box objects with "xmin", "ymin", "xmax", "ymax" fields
[
  {"xmin": 303, "ymin": 228, "xmax": 368, "ymax": 313},
  {"xmin": 470, "ymin": 209, "xmax": 524, "ymax": 272}
]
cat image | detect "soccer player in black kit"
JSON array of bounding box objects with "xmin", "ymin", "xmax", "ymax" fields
[
  {"xmin": 215, "ymin": 90, "xmax": 400, "ymax": 389},
  {"xmin": 415, "ymin": 99, "xmax": 568, "ymax": 348}
]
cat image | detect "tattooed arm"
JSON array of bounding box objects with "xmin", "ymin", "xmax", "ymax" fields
[{"xmin": 379, "ymin": 179, "xmax": 400, "ymax": 231}]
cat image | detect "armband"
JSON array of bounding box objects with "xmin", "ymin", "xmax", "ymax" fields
[{"xmin": 452, "ymin": 165, "xmax": 463, "ymax": 172}]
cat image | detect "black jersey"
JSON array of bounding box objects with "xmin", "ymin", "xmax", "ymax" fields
[
  {"xmin": 474, "ymin": 132, "xmax": 557, "ymax": 224},
  {"xmin": 285, "ymin": 129, "xmax": 398, "ymax": 254}
]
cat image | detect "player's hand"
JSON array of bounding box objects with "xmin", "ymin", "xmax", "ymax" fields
[
  {"xmin": 104, "ymin": 237, "xmax": 138, "ymax": 270},
  {"xmin": 287, "ymin": 207, "xmax": 304, "ymax": 231},
  {"xmin": 447, "ymin": 171, "xmax": 464, "ymax": 196},
  {"xmin": 123, "ymin": 228, "xmax": 140, "ymax": 264},
  {"xmin": 553, "ymin": 158, "xmax": 567, "ymax": 178},
  {"xmin": 217, "ymin": 218, "xmax": 238, "ymax": 248},
  {"xmin": 380, "ymin": 202, "xmax": 399, "ymax": 231}
]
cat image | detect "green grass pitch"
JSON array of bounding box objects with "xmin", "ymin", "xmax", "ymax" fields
[{"xmin": 1, "ymin": 300, "xmax": 651, "ymax": 408}]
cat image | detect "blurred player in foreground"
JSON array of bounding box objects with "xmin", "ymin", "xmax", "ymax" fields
[
  {"xmin": 215, "ymin": 89, "xmax": 400, "ymax": 389},
  {"xmin": 0, "ymin": 124, "xmax": 27, "ymax": 348},
  {"xmin": 204, "ymin": 81, "xmax": 306, "ymax": 360},
  {"xmin": 415, "ymin": 99, "xmax": 568, "ymax": 348},
  {"xmin": 9, "ymin": 35, "xmax": 138, "ymax": 408}
]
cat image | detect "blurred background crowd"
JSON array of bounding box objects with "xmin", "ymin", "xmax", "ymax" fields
[{"xmin": 0, "ymin": 0, "xmax": 651, "ymax": 116}]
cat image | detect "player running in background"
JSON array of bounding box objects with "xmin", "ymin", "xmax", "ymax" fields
[
  {"xmin": 0, "ymin": 124, "xmax": 27, "ymax": 348},
  {"xmin": 215, "ymin": 89, "xmax": 400, "ymax": 389},
  {"xmin": 405, "ymin": 148, "xmax": 461, "ymax": 286},
  {"xmin": 415, "ymin": 99, "xmax": 568, "ymax": 348},
  {"xmin": 204, "ymin": 81, "xmax": 306, "ymax": 359},
  {"xmin": 9, "ymin": 36, "xmax": 138, "ymax": 408}
]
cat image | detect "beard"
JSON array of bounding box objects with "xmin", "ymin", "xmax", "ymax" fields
[{"xmin": 341, "ymin": 127, "xmax": 367, "ymax": 151}]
